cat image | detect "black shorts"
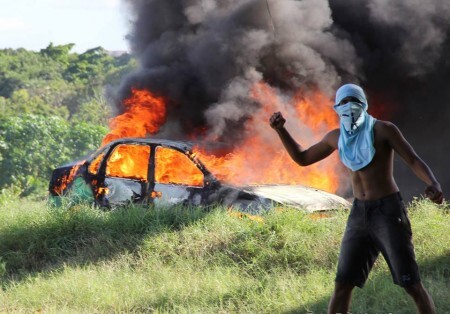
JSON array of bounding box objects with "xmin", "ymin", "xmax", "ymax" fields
[{"xmin": 335, "ymin": 192, "xmax": 421, "ymax": 288}]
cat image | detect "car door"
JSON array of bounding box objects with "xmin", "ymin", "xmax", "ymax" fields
[
  {"xmin": 152, "ymin": 146, "xmax": 205, "ymax": 207},
  {"xmin": 101, "ymin": 143, "xmax": 151, "ymax": 205}
]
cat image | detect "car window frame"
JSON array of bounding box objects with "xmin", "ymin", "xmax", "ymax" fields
[{"xmin": 153, "ymin": 145, "xmax": 205, "ymax": 187}]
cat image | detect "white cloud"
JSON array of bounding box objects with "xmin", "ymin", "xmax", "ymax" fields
[
  {"xmin": 0, "ymin": 1, "xmax": 128, "ymax": 52},
  {"xmin": 0, "ymin": 17, "xmax": 25, "ymax": 31},
  {"xmin": 42, "ymin": 0, "xmax": 120, "ymax": 10},
  {"xmin": 102, "ymin": 0, "xmax": 120, "ymax": 8}
]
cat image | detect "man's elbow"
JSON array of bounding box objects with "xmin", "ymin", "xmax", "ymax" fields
[{"xmin": 293, "ymin": 155, "xmax": 311, "ymax": 166}]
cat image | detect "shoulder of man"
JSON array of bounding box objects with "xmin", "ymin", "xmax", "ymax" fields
[
  {"xmin": 373, "ymin": 119, "xmax": 402, "ymax": 139},
  {"xmin": 374, "ymin": 119, "xmax": 397, "ymax": 131}
]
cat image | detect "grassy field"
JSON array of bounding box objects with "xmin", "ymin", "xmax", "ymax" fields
[{"xmin": 0, "ymin": 196, "xmax": 449, "ymax": 313}]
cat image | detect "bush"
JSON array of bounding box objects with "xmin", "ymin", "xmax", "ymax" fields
[{"xmin": 0, "ymin": 114, "xmax": 107, "ymax": 195}]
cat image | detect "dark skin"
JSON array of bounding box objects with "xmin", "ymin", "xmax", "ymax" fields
[
  {"xmin": 270, "ymin": 96, "xmax": 442, "ymax": 314},
  {"xmin": 269, "ymin": 98, "xmax": 443, "ymax": 203}
]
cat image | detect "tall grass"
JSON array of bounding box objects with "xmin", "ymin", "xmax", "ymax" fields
[{"xmin": 0, "ymin": 197, "xmax": 448, "ymax": 313}]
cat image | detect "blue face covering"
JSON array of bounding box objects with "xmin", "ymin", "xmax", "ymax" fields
[
  {"xmin": 334, "ymin": 101, "xmax": 365, "ymax": 134},
  {"xmin": 334, "ymin": 84, "xmax": 376, "ymax": 171}
]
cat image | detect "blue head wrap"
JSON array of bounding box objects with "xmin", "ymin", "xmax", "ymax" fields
[
  {"xmin": 335, "ymin": 83, "xmax": 368, "ymax": 110},
  {"xmin": 334, "ymin": 84, "xmax": 376, "ymax": 171}
]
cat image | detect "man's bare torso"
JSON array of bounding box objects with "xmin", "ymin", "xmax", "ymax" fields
[{"xmin": 328, "ymin": 120, "xmax": 399, "ymax": 200}]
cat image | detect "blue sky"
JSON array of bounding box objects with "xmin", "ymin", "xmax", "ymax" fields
[{"xmin": 0, "ymin": 0, "xmax": 130, "ymax": 53}]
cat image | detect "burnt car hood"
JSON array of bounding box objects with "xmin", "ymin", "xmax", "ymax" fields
[{"xmin": 243, "ymin": 184, "xmax": 350, "ymax": 212}]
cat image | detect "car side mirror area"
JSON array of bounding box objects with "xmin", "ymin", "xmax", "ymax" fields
[{"xmin": 204, "ymin": 176, "xmax": 221, "ymax": 190}]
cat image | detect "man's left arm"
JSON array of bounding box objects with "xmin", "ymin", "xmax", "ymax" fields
[{"xmin": 385, "ymin": 121, "xmax": 444, "ymax": 204}]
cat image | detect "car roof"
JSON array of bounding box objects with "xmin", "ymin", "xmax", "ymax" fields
[{"xmin": 103, "ymin": 137, "xmax": 194, "ymax": 152}]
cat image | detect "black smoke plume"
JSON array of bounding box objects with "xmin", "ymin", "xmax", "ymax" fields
[
  {"xmin": 330, "ymin": 0, "xmax": 450, "ymax": 200},
  {"xmin": 116, "ymin": 0, "xmax": 450, "ymax": 200},
  {"xmin": 117, "ymin": 0, "xmax": 357, "ymax": 139}
]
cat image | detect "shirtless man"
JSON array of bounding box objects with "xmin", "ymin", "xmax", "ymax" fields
[{"xmin": 269, "ymin": 84, "xmax": 443, "ymax": 314}]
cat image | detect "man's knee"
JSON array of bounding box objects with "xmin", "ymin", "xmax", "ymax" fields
[
  {"xmin": 333, "ymin": 282, "xmax": 355, "ymax": 296},
  {"xmin": 403, "ymin": 282, "xmax": 425, "ymax": 298}
]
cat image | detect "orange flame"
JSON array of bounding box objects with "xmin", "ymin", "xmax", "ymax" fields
[
  {"xmin": 97, "ymin": 187, "xmax": 110, "ymax": 196},
  {"xmin": 88, "ymin": 153, "xmax": 104, "ymax": 174},
  {"xmin": 102, "ymin": 88, "xmax": 167, "ymax": 146},
  {"xmin": 53, "ymin": 162, "xmax": 83, "ymax": 195},
  {"xmin": 155, "ymin": 147, "xmax": 204, "ymax": 186},
  {"xmin": 101, "ymin": 83, "xmax": 342, "ymax": 193},
  {"xmin": 196, "ymin": 82, "xmax": 341, "ymax": 192},
  {"xmin": 106, "ymin": 144, "xmax": 150, "ymax": 181}
]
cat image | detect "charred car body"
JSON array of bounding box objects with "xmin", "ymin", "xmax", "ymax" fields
[{"xmin": 49, "ymin": 138, "xmax": 349, "ymax": 213}]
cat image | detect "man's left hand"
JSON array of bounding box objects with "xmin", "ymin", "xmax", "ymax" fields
[{"xmin": 425, "ymin": 183, "xmax": 444, "ymax": 204}]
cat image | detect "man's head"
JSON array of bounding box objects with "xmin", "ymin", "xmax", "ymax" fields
[
  {"xmin": 334, "ymin": 84, "xmax": 369, "ymax": 133},
  {"xmin": 335, "ymin": 84, "xmax": 368, "ymax": 111}
]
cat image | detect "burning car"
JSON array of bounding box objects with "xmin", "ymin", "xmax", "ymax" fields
[{"xmin": 49, "ymin": 138, "xmax": 349, "ymax": 213}]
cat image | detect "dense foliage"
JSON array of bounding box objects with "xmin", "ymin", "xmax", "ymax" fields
[
  {"xmin": 0, "ymin": 115, "xmax": 107, "ymax": 196},
  {"xmin": 0, "ymin": 44, "xmax": 136, "ymax": 195}
]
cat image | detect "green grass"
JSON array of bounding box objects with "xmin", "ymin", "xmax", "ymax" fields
[{"xmin": 0, "ymin": 197, "xmax": 449, "ymax": 313}]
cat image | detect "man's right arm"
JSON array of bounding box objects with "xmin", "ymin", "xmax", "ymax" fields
[
  {"xmin": 269, "ymin": 112, "xmax": 336, "ymax": 166},
  {"xmin": 383, "ymin": 121, "xmax": 444, "ymax": 204}
]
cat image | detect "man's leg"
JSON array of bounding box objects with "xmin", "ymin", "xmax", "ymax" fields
[
  {"xmin": 330, "ymin": 199, "xmax": 376, "ymax": 314},
  {"xmin": 404, "ymin": 282, "xmax": 436, "ymax": 314},
  {"xmin": 328, "ymin": 283, "xmax": 354, "ymax": 314},
  {"xmin": 370, "ymin": 194, "xmax": 434, "ymax": 313}
]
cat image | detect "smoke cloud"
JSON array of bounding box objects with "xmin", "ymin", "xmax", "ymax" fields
[
  {"xmin": 117, "ymin": 0, "xmax": 357, "ymax": 140},
  {"xmin": 330, "ymin": 0, "xmax": 450, "ymax": 200},
  {"xmin": 116, "ymin": 0, "xmax": 450, "ymax": 200}
]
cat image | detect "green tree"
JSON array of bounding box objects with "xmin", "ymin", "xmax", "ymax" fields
[
  {"xmin": 0, "ymin": 114, "xmax": 107, "ymax": 195},
  {"xmin": 65, "ymin": 47, "xmax": 114, "ymax": 84},
  {"xmin": 2, "ymin": 89, "xmax": 69, "ymax": 118},
  {"xmin": 0, "ymin": 45, "xmax": 137, "ymax": 196},
  {"xmin": 71, "ymin": 93, "xmax": 111, "ymax": 127},
  {"xmin": 0, "ymin": 45, "xmax": 136, "ymax": 120},
  {"xmin": 39, "ymin": 42, "xmax": 75, "ymax": 67}
]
